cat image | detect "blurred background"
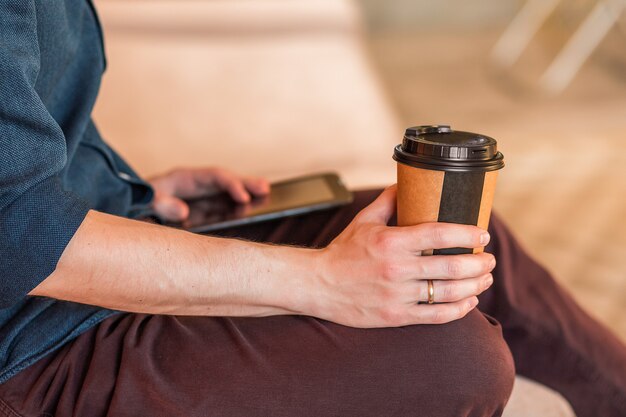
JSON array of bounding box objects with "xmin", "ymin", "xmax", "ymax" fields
[{"xmin": 93, "ymin": 0, "xmax": 626, "ymax": 341}]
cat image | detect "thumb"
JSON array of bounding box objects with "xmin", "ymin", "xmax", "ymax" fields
[
  {"xmin": 153, "ymin": 193, "xmax": 190, "ymax": 222},
  {"xmin": 357, "ymin": 184, "xmax": 397, "ymax": 224}
]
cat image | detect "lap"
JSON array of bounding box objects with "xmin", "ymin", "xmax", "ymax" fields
[
  {"xmin": 0, "ymin": 189, "xmax": 515, "ymax": 417},
  {"xmin": 0, "ymin": 310, "xmax": 512, "ymax": 417}
]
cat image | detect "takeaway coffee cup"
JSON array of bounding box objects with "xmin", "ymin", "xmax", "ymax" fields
[{"xmin": 393, "ymin": 125, "xmax": 504, "ymax": 255}]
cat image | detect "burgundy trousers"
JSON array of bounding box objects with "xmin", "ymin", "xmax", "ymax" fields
[{"xmin": 0, "ymin": 189, "xmax": 625, "ymax": 417}]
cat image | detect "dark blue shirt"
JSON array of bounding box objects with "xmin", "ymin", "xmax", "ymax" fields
[{"xmin": 0, "ymin": 1, "xmax": 154, "ymax": 383}]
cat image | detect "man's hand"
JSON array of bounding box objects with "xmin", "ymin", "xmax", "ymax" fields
[
  {"xmin": 148, "ymin": 167, "xmax": 270, "ymax": 222},
  {"xmin": 305, "ymin": 185, "xmax": 494, "ymax": 328}
]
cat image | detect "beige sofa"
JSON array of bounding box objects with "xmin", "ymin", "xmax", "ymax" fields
[
  {"xmin": 94, "ymin": 0, "xmax": 398, "ymax": 187},
  {"xmin": 93, "ymin": 1, "xmax": 576, "ymax": 415}
]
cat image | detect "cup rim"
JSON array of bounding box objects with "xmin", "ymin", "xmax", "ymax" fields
[{"xmin": 394, "ymin": 145, "xmax": 505, "ymax": 173}]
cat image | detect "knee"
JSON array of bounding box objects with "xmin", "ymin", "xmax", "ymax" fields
[
  {"xmin": 389, "ymin": 309, "xmax": 515, "ymax": 414},
  {"xmin": 433, "ymin": 309, "xmax": 515, "ymax": 412},
  {"xmin": 266, "ymin": 313, "xmax": 515, "ymax": 416}
]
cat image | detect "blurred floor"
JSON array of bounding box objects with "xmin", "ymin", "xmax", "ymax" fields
[{"xmin": 366, "ymin": 27, "xmax": 626, "ymax": 341}]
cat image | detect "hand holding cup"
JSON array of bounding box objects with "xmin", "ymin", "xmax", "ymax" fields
[
  {"xmin": 307, "ymin": 125, "xmax": 504, "ymax": 329},
  {"xmin": 310, "ymin": 186, "xmax": 496, "ymax": 329}
]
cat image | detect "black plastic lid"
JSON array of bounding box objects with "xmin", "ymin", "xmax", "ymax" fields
[{"xmin": 393, "ymin": 125, "xmax": 505, "ymax": 172}]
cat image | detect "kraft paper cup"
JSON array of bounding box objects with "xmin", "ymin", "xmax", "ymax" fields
[{"xmin": 394, "ymin": 125, "xmax": 504, "ymax": 255}]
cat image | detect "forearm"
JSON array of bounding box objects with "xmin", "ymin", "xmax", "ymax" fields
[
  {"xmin": 29, "ymin": 187, "xmax": 495, "ymax": 328},
  {"xmin": 30, "ymin": 210, "xmax": 316, "ymax": 317}
]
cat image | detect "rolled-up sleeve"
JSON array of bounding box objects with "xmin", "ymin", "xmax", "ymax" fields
[{"xmin": 0, "ymin": 2, "xmax": 92, "ymax": 307}]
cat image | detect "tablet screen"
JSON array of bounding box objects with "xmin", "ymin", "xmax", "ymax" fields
[{"xmin": 180, "ymin": 176, "xmax": 339, "ymax": 231}]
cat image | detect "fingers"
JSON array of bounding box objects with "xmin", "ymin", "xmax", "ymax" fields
[
  {"xmin": 409, "ymin": 274, "xmax": 493, "ymax": 303},
  {"xmin": 152, "ymin": 192, "xmax": 190, "ymax": 222},
  {"xmin": 200, "ymin": 169, "xmax": 250, "ymax": 203},
  {"xmin": 223, "ymin": 175, "xmax": 269, "ymax": 203},
  {"xmin": 376, "ymin": 248, "xmax": 495, "ymax": 282},
  {"xmin": 242, "ymin": 177, "xmax": 270, "ymax": 197},
  {"xmin": 356, "ymin": 185, "xmax": 397, "ymax": 224},
  {"xmin": 411, "ymin": 296, "xmax": 479, "ymax": 325},
  {"xmin": 393, "ymin": 222, "xmax": 490, "ymax": 252},
  {"xmin": 374, "ymin": 296, "xmax": 480, "ymax": 327},
  {"xmin": 170, "ymin": 167, "xmax": 269, "ymax": 203},
  {"xmin": 409, "ymin": 252, "xmax": 496, "ymax": 280}
]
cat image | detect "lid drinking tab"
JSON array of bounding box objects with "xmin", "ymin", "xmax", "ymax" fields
[{"xmin": 405, "ymin": 125, "xmax": 452, "ymax": 136}]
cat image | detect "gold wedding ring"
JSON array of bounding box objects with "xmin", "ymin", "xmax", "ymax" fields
[{"xmin": 427, "ymin": 280, "xmax": 435, "ymax": 304}]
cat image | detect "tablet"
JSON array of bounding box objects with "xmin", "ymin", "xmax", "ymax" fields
[{"xmin": 174, "ymin": 172, "xmax": 353, "ymax": 233}]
